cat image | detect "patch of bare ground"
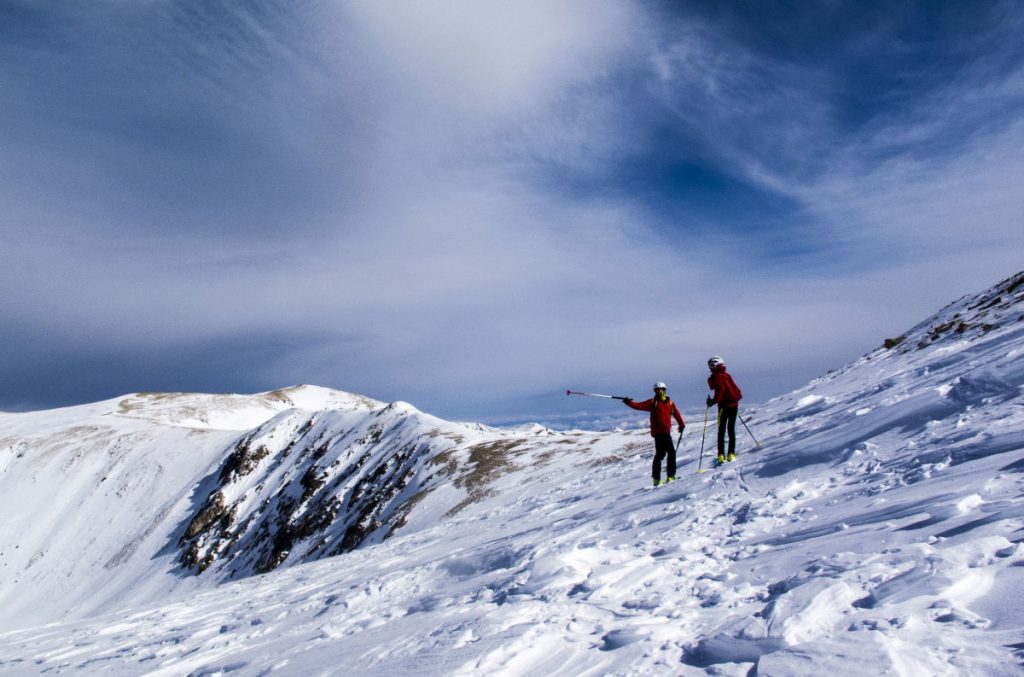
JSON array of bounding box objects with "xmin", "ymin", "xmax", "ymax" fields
[
  {"xmin": 620, "ymin": 440, "xmax": 650, "ymax": 455},
  {"xmin": 55, "ymin": 425, "xmax": 104, "ymax": 437},
  {"xmin": 588, "ymin": 439, "xmax": 651, "ymax": 467},
  {"xmin": 428, "ymin": 446, "xmax": 461, "ymax": 478},
  {"xmin": 445, "ymin": 488, "xmax": 497, "ymax": 518},
  {"xmin": 588, "ymin": 454, "xmax": 624, "ymax": 467},
  {"xmin": 535, "ymin": 437, "xmax": 595, "ymax": 465},
  {"xmin": 263, "ymin": 389, "xmax": 293, "ymax": 405},
  {"xmin": 117, "ymin": 393, "xmax": 188, "ymax": 413},
  {"xmin": 443, "ymin": 439, "xmax": 525, "ymax": 517}
]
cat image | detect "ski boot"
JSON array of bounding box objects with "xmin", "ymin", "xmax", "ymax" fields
[
  {"xmin": 727, "ymin": 453, "xmax": 735, "ymax": 462},
  {"xmin": 716, "ymin": 454, "xmax": 725, "ymax": 466},
  {"xmin": 652, "ymin": 478, "xmax": 661, "ymax": 487}
]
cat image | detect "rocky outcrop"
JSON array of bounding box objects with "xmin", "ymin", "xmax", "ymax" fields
[
  {"xmin": 881, "ymin": 271, "xmax": 1024, "ymax": 353},
  {"xmin": 176, "ymin": 403, "xmax": 528, "ymax": 580}
]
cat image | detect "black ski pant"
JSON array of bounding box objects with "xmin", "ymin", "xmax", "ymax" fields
[
  {"xmin": 717, "ymin": 407, "xmax": 738, "ymax": 457},
  {"xmin": 652, "ymin": 433, "xmax": 676, "ymax": 481}
]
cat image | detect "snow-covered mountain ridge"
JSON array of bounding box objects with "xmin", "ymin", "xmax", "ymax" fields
[
  {"xmin": 175, "ymin": 398, "xmax": 521, "ymax": 580},
  {"xmin": 112, "ymin": 386, "xmax": 383, "ymax": 431},
  {"xmin": 1, "ymin": 272, "xmax": 1023, "ymax": 675},
  {"xmin": 0, "ymin": 385, "xmax": 557, "ymax": 632}
]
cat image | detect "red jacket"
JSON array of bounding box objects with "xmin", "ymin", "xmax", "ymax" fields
[
  {"xmin": 708, "ymin": 364, "xmax": 742, "ymax": 409},
  {"xmin": 626, "ymin": 397, "xmax": 685, "ymax": 436}
]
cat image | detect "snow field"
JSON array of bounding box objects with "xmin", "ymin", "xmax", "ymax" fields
[
  {"xmin": 2, "ymin": 407, "xmax": 1023, "ymax": 675},
  {"xmin": 1, "ymin": 274, "xmax": 1023, "ymax": 674}
]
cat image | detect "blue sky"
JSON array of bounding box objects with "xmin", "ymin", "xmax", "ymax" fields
[{"xmin": 2, "ymin": 1, "xmax": 1023, "ymax": 427}]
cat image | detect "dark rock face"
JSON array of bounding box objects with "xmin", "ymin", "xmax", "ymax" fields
[
  {"xmin": 218, "ymin": 440, "xmax": 271, "ymax": 484},
  {"xmin": 180, "ymin": 491, "xmax": 234, "ymax": 572},
  {"xmin": 176, "ymin": 404, "xmax": 530, "ymax": 580}
]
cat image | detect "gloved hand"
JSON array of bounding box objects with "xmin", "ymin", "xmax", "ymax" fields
[
  {"xmin": 678, "ymin": 425, "xmax": 685, "ymax": 433},
  {"xmin": 706, "ymin": 397, "xmax": 715, "ymax": 407},
  {"xmin": 623, "ymin": 397, "xmax": 633, "ymax": 404}
]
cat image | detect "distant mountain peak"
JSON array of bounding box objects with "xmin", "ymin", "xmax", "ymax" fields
[{"xmin": 110, "ymin": 386, "xmax": 384, "ymax": 431}]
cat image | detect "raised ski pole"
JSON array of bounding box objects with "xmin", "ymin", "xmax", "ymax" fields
[
  {"xmin": 739, "ymin": 414, "xmax": 763, "ymax": 449},
  {"xmin": 696, "ymin": 405, "xmax": 710, "ymax": 473},
  {"xmin": 565, "ymin": 390, "xmax": 630, "ymax": 401}
]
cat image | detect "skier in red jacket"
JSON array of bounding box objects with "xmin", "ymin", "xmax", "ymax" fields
[
  {"xmin": 624, "ymin": 382, "xmax": 685, "ymax": 486},
  {"xmin": 706, "ymin": 356, "xmax": 743, "ymax": 464}
]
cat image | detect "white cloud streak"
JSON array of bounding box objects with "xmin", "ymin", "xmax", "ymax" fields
[{"xmin": 2, "ymin": 1, "xmax": 1023, "ymax": 422}]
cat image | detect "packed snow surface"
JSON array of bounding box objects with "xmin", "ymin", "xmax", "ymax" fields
[{"xmin": 1, "ymin": 274, "xmax": 1023, "ymax": 675}]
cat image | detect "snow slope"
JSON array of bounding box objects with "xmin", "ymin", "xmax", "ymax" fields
[
  {"xmin": 0, "ymin": 386, "xmax": 379, "ymax": 630},
  {"xmin": 1, "ymin": 273, "xmax": 1023, "ymax": 675},
  {"xmin": 0, "ymin": 384, "xmax": 526, "ymax": 631}
]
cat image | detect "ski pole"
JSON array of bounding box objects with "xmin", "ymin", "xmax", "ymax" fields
[
  {"xmin": 566, "ymin": 390, "xmax": 629, "ymax": 401},
  {"xmin": 697, "ymin": 405, "xmax": 710, "ymax": 473},
  {"xmin": 739, "ymin": 414, "xmax": 763, "ymax": 449}
]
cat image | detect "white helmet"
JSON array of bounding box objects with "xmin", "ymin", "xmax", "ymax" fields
[
  {"xmin": 653, "ymin": 381, "xmax": 667, "ymax": 391},
  {"xmin": 707, "ymin": 356, "xmax": 723, "ymax": 369}
]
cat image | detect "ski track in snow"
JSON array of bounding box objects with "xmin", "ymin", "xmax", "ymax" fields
[{"xmin": 1, "ymin": 275, "xmax": 1024, "ymax": 675}]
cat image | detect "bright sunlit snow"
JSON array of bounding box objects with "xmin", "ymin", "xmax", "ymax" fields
[{"xmin": 0, "ymin": 273, "xmax": 1023, "ymax": 675}]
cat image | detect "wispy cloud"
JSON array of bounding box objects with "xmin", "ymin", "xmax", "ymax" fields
[{"xmin": 2, "ymin": 1, "xmax": 1023, "ymax": 424}]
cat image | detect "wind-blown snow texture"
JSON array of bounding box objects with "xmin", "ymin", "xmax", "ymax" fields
[{"xmin": 1, "ymin": 273, "xmax": 1023, "ymax": 675}]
